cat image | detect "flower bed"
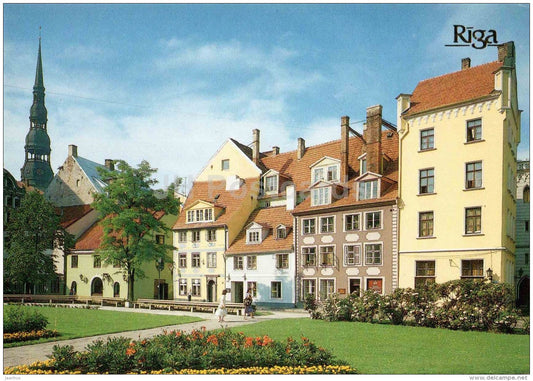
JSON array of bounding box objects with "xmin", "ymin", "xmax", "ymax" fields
[
  {"xmin": 4, "ymin": 328, "xmax": 357, "ymax": 375},
  {"xmin": 4, "ymin": 329, "xmax": 59, "ymax": 343}
]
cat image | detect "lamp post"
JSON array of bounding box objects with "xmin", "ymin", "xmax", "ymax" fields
[
  {"xmin": 155, "ymin": 258, "xmax": 164, "ymax": 299},
  {"xmin": 486, "ymin": 268, "xmax": 493, "ymax": 282}
]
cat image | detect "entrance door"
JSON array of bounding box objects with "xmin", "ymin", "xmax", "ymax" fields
[
  {"xmin": 232, "ymin": 281, "xmax": 244, "ymax": 303},
  {"xmin": 207, "ymin": 280, "xmax": 216, "ymax": 302},
  {"xmin": 349, "ymin": 279, "xmax": 361, "ymax": 296},
  {"xmin": 91, "ymin": 278, "xmax": 103, "ymax": 296}
]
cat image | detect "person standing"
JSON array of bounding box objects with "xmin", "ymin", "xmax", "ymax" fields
[
  {"xmin": 215, "ymin": 289, "xmax": 228, "ymax": 322},
  {"xmin": 244, "ymin": 288, "xmax": 254, "ymax": 319},
  {"xmin": 187, "ymin": 291, "xmax": 192, "ymax": 302}
]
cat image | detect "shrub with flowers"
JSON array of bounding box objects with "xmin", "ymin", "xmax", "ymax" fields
[
  {"xmin": 4, "ymin": 328, "xmax": 355, "ymax": 374},
  {"xmin": 4, "ymin": 329, "xmax": 59, "ymax": 343},
  {"xmin": 4, "ymin": 305, "xmax": 49, "ymax": 333}
]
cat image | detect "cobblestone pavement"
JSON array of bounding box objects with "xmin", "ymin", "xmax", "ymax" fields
[{"xmin": 3, "ymin": 307, "xmax": 309, "ymax": 368}]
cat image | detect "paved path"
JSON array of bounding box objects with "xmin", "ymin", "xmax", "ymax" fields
[{"xmin": 3, "ymin": 307, "xmax": 309, "ymax": 368}]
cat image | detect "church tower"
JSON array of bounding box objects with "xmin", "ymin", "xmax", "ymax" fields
[{"xmin": 21, "ymin": 37, "xmax": 53, "ymax": 190}]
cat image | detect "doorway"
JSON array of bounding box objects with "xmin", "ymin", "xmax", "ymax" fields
[
  {"xmin": 232, "ymin": 281, "xmax": 244, "ymax": 303},
  {"xmin": 349, "ymin": 278, "xmax": 361, "ymax": 296},
  {"xmin": 91, "ymin": 278, "xmax": 103, "ymax": 296},
  {"xmin": 207, "ymin": 280, "xmax": 216, "ymax": 302}
]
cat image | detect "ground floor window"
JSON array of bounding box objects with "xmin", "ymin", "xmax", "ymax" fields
[
  {"xmin": 302, "ymin": 279, "xmax": 316, "ymax": 299},
  {"xmin": 271, "ymin": 281, "xmax": 282, "ymax": 299},
  {"xmin": 70, "ymin": 281, "xmax": 77, "ymax": 295},
  {"xmin": 366, "ymin": 278, "xmax": 383, "ymax": 294},
  {"xmin": 349, "ymin": 278, "xmax": 361, "ymax": 296},
  {"xmin": 461, "ymin": 259, "xmax": 484, "ymax": 279},
  {"xmin": 247, "ymin": 281, "xmax": 257, "ymax": 297},
  {"xmin": 191, "ymin": 279, "xmax": 201, "ymax": 296},
  {"xmin": 319, "ymin": 279, "xmax": 335, "ymax": 300},
  {"xmin": 415, "ymin": 260, "xmax": 436, "ymax": 288},
  {"xmin": 179, "ymin": 279, "xmax": 187, "ymax": 296}
]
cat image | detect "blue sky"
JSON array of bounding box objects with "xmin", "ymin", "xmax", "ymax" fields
[{"xmin": 3, "ymin": 3, "xmax": 530, "ymax": 191}]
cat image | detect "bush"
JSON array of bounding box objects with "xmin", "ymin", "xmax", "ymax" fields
[
  {"xmin": 351, "ymin": 291, "xmax": 382, "ymax": 323},
  {"xmin": 3, "ymin": 305, "xmax": 49, "ymax": 333},
  {"xmin": 303, "ymin": 294, "xmax": 321, "ymax": 319},
  {"xmin": 4, "ymin": 329, "xmax": 59, "ymax": 343},
  {"xmin": 43, "ymin": 328, "xmax": 348, "ymax": 374},
  {"xmin": 380, "ymin": 288, "xmax": 417, "ymax": 325}
]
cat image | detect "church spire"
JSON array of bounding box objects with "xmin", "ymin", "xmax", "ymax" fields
[{"xmin": 21, "ymin": 34, "xmax": 53, "ymax": 191}]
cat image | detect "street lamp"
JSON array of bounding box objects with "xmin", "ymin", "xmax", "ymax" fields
[
  {"xmin": 155, "ymin": 258, "xmax": 164, "ymax": 299},
  {"xmin": 486, "ymin": 268, "xmax": 493, "ymax": 282}
]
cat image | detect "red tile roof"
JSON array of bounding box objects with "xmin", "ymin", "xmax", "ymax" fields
[
  {"xmin": 226, "ymin": 206, "xmax": 293, "ymax": 255},
  {"xmin": 173, "ymin": 178, "xmax": 260, "ymax": 230},
  {"xmin": 57, "ymin": 204, "xmax": 93, "ymax": 228},
  {"xmin": 405, "ymin": 61, "xmax": 503, "ymax": 116}
]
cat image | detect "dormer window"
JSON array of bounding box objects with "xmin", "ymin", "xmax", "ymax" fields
[
  {"xmin": 187, "ymin": 207, "xmax": 214, "ymax": 223},
  {"xmin": 276, "ymin": 225, "xmax": 287, "ymax": 239},
  {"xmin": 311, "ymin": 187, "xmax": 331, "ymax": 206},
  {"xmin": 313, "ymin": 167, "xmax": 324, "ymax": 183},
  {"xmin": 327, "ymin": 166, "xmax": 338, "ymax": 181},
  {"xmin": 359, "ymin": 179, "xmax": 379, "ymax": 200},
  {"xmin": 248, "ymin": 231, "xmax": 260, "ymax": 243},
  {"xmin": 265, "ymin": 175, "xmax": 278, "ymax": 193}
]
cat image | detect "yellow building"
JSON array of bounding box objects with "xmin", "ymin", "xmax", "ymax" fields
[
  {"xmin": 397, "ymin": 42, "xmax": 520, "ymax": 287},
  {"xmin": 172, "ymin": 132, "xmax": 262, "ymax": 301}
]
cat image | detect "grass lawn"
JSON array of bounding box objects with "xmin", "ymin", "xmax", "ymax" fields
[
  {"xmin": 4, "ymin": 306, "xmax": 202, "ymax": 348},
  {"xmin": 232, "ymin": 318, "xmax": 530, "ymax": 374}
]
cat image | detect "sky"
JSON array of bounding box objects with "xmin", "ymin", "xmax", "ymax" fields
[{"xmin": 3, "ymin": 3, "xmax": 530, "ymax": 193}]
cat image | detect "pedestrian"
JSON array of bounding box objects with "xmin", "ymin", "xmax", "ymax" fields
[
  {"xmin": 215, "ymin": 289, "xmax": 228, "ymax": 323},
  {"xmin": 187, "ymin": 291, "xmax": 192, "ymax": 302},
  {"xmin": 244, "ymin": 288, "xmax": 254, "ymax": 319}
]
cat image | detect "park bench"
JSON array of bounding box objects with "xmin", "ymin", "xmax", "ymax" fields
[{"xmin": 134, "ymin": 298, "xmax": 245, "ymax": 315}]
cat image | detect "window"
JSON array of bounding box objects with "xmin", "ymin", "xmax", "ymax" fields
[
  {"xmin": 320, "ymin": 246, "xmax": 335, "ymax": 266},
  {"xmin": 344, "ymin": 214, "xmax": 360, "ymax": 231},
  {"xmin": 207, "ymin": 252, "xmax": 217, "ymax": 268},
  {"xmin": 465, "ymin": 207, "xmax": 482, "ymax": 234},
  {"xmin": 192, "ymin": 231, "xmax": 200, "ymax": 243},
  {"xmin": 191, "ymin": 279, "xmax": 201, "ymax": 296},
  {"xmin": 415, "ymin": 261, "xmax": 435, "ymax": 288},
  {"xmin": 302, "ymin": 279, "xmax": 316, "ymax": 298},
  {"xmin": 178, "ymin": 253, "xmax": 187, "ymax": 268},
  {"xmin": 461, "ymin": 259, "xmax": 484, "ymax": 279},
  {"xmin": 93, "ymin": 255, "xmax": 101, "ymax": 268},
  {"xmin": 178, "ymin": 231, "xmax": 187, "ymax": 242},
  {"xmin": 276, "ymin": 226, "xmax": 287, "ymax": 239},
  {"xmin": 271, "ymin": 281, "xmax": 282, "ymax": 299},
  {"xmin": 364, "ymin": 243, "xmax": 382, "ymax": 265},
  {"xmin": 465, "ymin": 161, "xmax": 482, "ymax": 189},
  {"xmin": 327, "ymin": 165, "xmax": 338, "ymax": 182},
  {"xmin": 302, "ymin": 247, "xmax": 316, "ymax": 266},
  {"xmin": 419, "ymin": 168, "xmax": 434, "ymax": 194},
  {"xmin": 276, "ymin": 254, "xmax": 289, "ymax": 269},
  {"xmin": 265, "ymin": 175, "xmax": 277, "ymax": 193},
  {"xmin": 206, "ymin": 229, "xmax": 216, "ymax": 242},
  {"xmin": 247, "ymin": 282, "xmax": 257, "ymax": 297},
  {"xmin": 319, "ymin": 279, "xmax": 335, "ymax": 300},
  {"xmin": 320, "ymin": 216, "xmax": 334, "ymax": 233},
  {"xmin": 221, "ymin": 159, "xmax": 230, "ymax": 171},
  {"xmin": 187, "ymin": 208, "xmax": 213, "ymax": 223},
  {"xmin": 349, "ymin": 279, "xmax": 361, "ymax": 296},
  {"xmin": 366, "ymin": 278, "xmax": 383, "ymax": 294},
  {"xmin": 71, "ymin": 255, "xmax": 78, "ymax": 269},
  {"xmin": 420, "ymin": 128, "xmax": 434, "ymax": 150},
  {"xmin": 359, "ymin": 179, "xmax": 378, "ymax": 200},
  {"xmin": 155, "ymin": 234, "xmax": 165, "ymax": 244},
  {"xmin": 311, "ymin": 187, "xmax": 331, "ymax": 206},
  {"xmin": 234, "ymin": 256, "xmax": 244, "ymax": 270},
  {"xmin": 179, "ymin": 279, "xmax": 187, "ymax": 296},
  {"xmin": 192, "ymin": 253, "xmax": 201, "ymax": 268},
  {"xmin": 247, "ymin": 230, "xmax": 260, "ymax": 243},
  {"xmin": 466, "ymin": 119, "xmax": 482, "ymax": 142},
  {"xmin": 344, "ymin": 245, "xmax": 361, "ymax": 266},
  {"xmin": 113, "ymin": 282, "xmax": 120, "ymax": 298},
  {"xmin": 418, "ymin": 211, "xmax": 434, "ymax": 237},
  {"xmin": 313, "ymin": 167, "xmax": 324, "ymax": 183},
  {"xmin": 247, "ymin": 255, "xmax": 257, "ymax": 270},
  {"xmin": 365, "ymin": 211, "xmax": 381, "ymax": 230},
  {"xmin": 303, "ymin": 218, "xmax": 316, "ymax": 234},
  {"xmin": 360, "ymin": 158, "xmax": 367, "ymax": 174}
]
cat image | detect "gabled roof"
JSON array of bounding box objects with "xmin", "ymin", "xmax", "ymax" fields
[
  {"xmin": 173, "ymin": 178, "xmax": 259, "ymax": 230},
  {"xmin": 226, "ymin": 206, "xmax": 293, "ymax": 255},
  {"xmin": 57, "ymin": 204, "xmax": 93, "ymax": 228},
  {"xmin": 404, "ymin": 61, "xmax": 503, "ymax": 116},
  {"xmin": 74, "ymin": 156, "xmax": 107, "ymax": 194}
]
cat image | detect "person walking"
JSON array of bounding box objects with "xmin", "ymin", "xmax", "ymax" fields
[
  {"xmin": 243, "ymin": 288, "xmax": 254, "ymax": 319},
  {"xmin": 215, "ymin": 289, "xmax": 228, "ymax": 322}
]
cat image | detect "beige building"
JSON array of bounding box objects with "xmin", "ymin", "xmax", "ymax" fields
[{"xmin": 397, "ymin": 42, "xmax": 520, "ymax": 287}]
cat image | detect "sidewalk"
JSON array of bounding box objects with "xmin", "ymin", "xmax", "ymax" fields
[{"xmin": 3, "ymin": 307, "xmax": 309, "ymax": 368}]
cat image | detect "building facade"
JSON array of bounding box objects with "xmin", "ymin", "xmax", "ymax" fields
[
  {"xmin": 397, "ymin": 42, "xmax": 520, "ymax": 287},
  {"xmin": 515, "ymin": 160, "xmax": 529, "ymax": 307}
]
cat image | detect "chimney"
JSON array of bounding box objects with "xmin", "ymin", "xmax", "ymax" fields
[
  {"xmin": 272, "ymin": 146, "xmax": 280, "ymax": 156},
  {"xmin": 68, "ymin": 144, "xmax": 78, "ymax": 158},
  {"xmin": 286, "ymin": 184, "xmax": 295, "ymax": 211},
  {"xmin": 498, "ymin": 41, "xmax": 515, "ymax": 67},
  {"xmin": 364, "ymin": 105, "xmax": 383, "ymax": 175},
  {"xmin": 461, "ymin": 57, "xmax": 471, "ymax": 70},
  {"xmin": 297, "ymin": 138, "xmax": 305, "ymax": 160},
  {"xmin": 105, "ymin": 159, "xmax": 114, "ymax": 171},
  {"xmin": 340, "ymin": 116, "xmax": 350, "ymax": 182},
  {"xmin": 252, "ymin": 129, "xmax": 260, "ymax": 165}
]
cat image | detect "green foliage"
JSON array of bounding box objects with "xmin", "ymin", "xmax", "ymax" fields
[
  {"xmin": 92, "ymin": 160, "xmax": 180, "ymax": 301},
  {"xmin": 316, "ymin": 280, "xmax": 522, "ymax": 333},
  {"xmin": 46, "ymin": 329, "xmax": 346, "ymax": 374},
  {"xmin": 3, "ymin": 191, "xmax": 75, "ymax": 292},
  {"xmin": 3, "ymin": 305, "xmax": 49, "ymax": 333},
  {"xmin": 303, "ymin": 294, "xmax": 321, "ymax": 319}
]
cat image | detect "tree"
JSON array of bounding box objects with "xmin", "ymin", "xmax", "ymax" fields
[
  {"xmin": 4, "ymin": 191, "xmax": 74, "ymax": 294},
  {"xmin": 92, "ymin": 160, "xmax": 180, "ymax": 302}
]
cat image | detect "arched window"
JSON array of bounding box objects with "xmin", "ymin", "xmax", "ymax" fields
[
  {"xmin": 70, "ymin": 281, "xmax": 77, "ymax": 295},
  {"xmin": 523, "ymin": 186, "xmax": 530, "ymax": 203},
  {"xmin": 113, "ymin": 282, "xmax": 120, "ymax": 298},
  {"xmin": 91, "ymin": 278, "xmax": 103, "ymax": 296}
]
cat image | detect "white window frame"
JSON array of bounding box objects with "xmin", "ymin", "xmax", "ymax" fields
[
  {"xmin": 311, "ymin": 186, "xmax": 331, "ymax": 206},
  {"xmin": 319, "ymin": 278, "xmax": 336, "ymax": 300},
  {"xmin": 247, "ymin": 255, "xmax": 257, "ymax": 270},
  {"xmin": 207, "ymin": 252, "xmax": 217, "ymax": 268},
  {"xmin": 343, "ymin": 244, "xmax": 362, "ymax": 266},
  {"xmin": 343, "ymin": 213, "xmax": 361, "ymax": 232},
  {"xmin": 264, "ymin": 174, "xmax": 278, "ymax": 193},
  {"xmin": 179, "ymin": 279, "xmax": 188, "ymax": 296},
  {"xmin": 221, "ymin": 159, "xmax": 230, "ymax": 171},
  {"xmin": 358, "ymin": 179, "xmax": 379, "ymax": 200},
  {"xmin": 465, "ymin": 161, "xmax": 483, "ymax": 190},
  {"xmin": 191, "ymin": 279, "xmax": 201, "ymax": 296},
  {"xmin": 319, "ymin": 215, "xmax": 336, "ymax": 234},
  {"xmin": 364, "ymin": 242, "xmax": 383, "ymax": 266},
  {"xmin": 364, "ymin": 277, "xmax": 385, "ymax": 294},
  {"xmin": 319, "ymin": 245, "xmax": 336, "ymax": 267},
  {"xmin": 271, "ymin": 281, "xmax": 282, "ymax": 299},
  {"xmin": 302, "ymin": 246, "xmax": 317, "ymax": 267},
  {"xmin": 234, "ymin": 256, "xmax": 244, "ymax": 270},
  {"xmin": 302, "ymin": 218, "xmax": 316, "ymax": 235},
  {"xmin": 247, "ymin": 229, "xmax": 261, "ymax": 244},
  {"xmin": 301, "ymin": 278, "xmax": 317, "ymax": 299},
  {"xmin": 466, "ymin": 118, "xmax": 482, "ymax": 142},
  {"xmin": 348, "ymin": 277, "xmax": 362, "ymax": 296},
  {"xmin": 364, "ymin": 211, "xmax": 382, "ymax": 230}
]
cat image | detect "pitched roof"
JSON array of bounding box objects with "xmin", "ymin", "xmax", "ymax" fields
[
  {"xmin": 173, "ymin": 178, "xmax": 259, "ymax": 230},
  {"xmin": 57, "ymin": 204, "xmax": 93, "ymax": 228},
  {"xmin": 404, "ymin": 61, "xmax": 503, "ymax": 116},
  {"xmin": 226, "ymin": 206, "xmax": 293, "ymax": 255},
  {"xmin": 74, "ymin": 156, "xmax": 108, "ymax": 194}
]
